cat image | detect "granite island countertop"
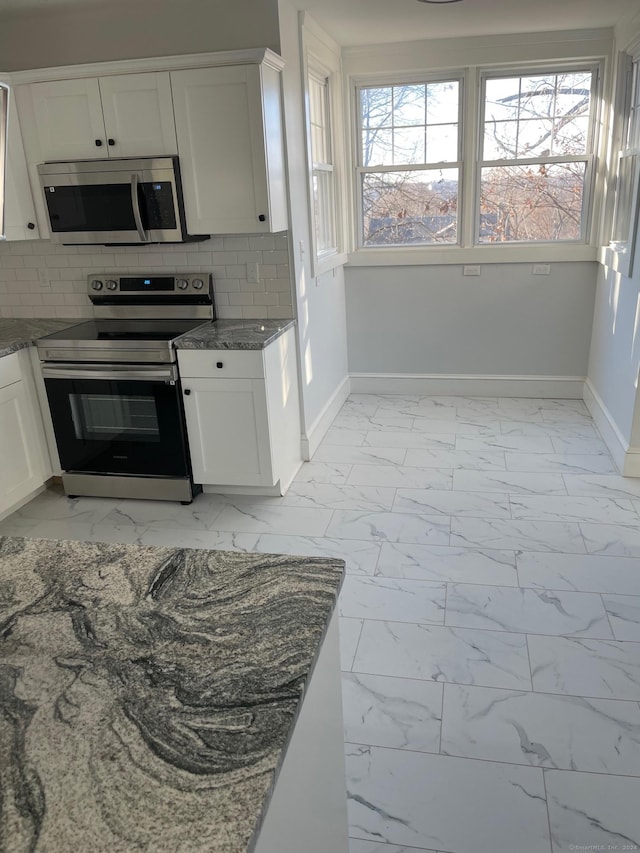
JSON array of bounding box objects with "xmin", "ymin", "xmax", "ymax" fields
[
  {"xmin": 174, "ymin": 319, "xmax": 296, "ymax": 351},
  {"xmin": 0, "ymin": 536, "xmax": 343, "ymax": 853},
  {"xmin": 0, "ymin": 318, "xmax": 80, "ymax": 359}
]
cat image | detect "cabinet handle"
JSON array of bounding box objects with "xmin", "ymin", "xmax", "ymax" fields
[
  {"xmin": 108, "ymin": 138, "xmax": 115, "ymax": 146},
  {"xmin": 95, "ymin": 139, "xmax": 103, "ymax": 147},
  {"xmin": 184, "ymin": 388, "xmax": 191, "ymax": 395},
  {"xmin": 258, "ymin": 214, "xmax": 266, "ymax": 222},
  {"xmin": 216, "ymin": 362, "xmax": 223, "ymax": 369},
  {"xmin": 27, "ymin": 222, "xmax": 35, "ymax": 230}
]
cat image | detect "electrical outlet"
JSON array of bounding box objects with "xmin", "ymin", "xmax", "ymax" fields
[
  {"xmin": 533, "ymin": 263, "xmax": 551, "ymax": 275},
  {"xmin": 246, "ymin": 262, "xmax": 260, "ymax": 283},
  {"xmin": 463, "ymin": 265, "xmax": 481, "ymax": 276},
  {"xmin": 37, "ymin": 268, "xmax": 50, "ymax": 288}
]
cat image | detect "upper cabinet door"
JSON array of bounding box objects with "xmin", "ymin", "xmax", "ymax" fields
[
  {"xmin": 171, "ymin": 64, "xmax": 284, "ymax": 235},
  {"xmin": 5, "ymin": 99, "xmax": 39, "ymax": 240},
  {"xmin": 99, "ymin": 72, "xmax": 177, "ymax": 157},
  {"xmin": 30, "ymin": 78, "xmax": 106, "ymax": 160}
]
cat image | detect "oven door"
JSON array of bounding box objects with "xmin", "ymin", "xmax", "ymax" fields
[{"xmin": 41, "ymin": 364, "xmax": 190, "ymax": 478}]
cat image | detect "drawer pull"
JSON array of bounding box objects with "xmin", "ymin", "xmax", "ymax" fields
[
  {"xmin": 216, "ymin": 361, "xmax": 224, "ymax": 369},
  {"xmin": 184, "ymin": 388, "xmax": 191, "ymax": 395}
]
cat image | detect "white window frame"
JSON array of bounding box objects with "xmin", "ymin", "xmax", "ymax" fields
[
  {"xmin": 307, "ymin": 63, "xmax": 338, "ymax": 266},
  {"xmin": 609, "ymin": 51, "xmax": 640, "ymax": 278},
  {"xmin": 354, "ymin": 72, "xmax": 464, "ymax": 250},
  {"xmin": 477, "ymin": 64, "xmax": 600, "ymax": 246}
]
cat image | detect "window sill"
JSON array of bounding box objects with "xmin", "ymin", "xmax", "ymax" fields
[
  {"xmin": 347, "ymin": 244, "xmax": 599, "ymax": 267},
  {"xmin": 312, "ymin": 251, "xmax": 349, "ymax": 278}
]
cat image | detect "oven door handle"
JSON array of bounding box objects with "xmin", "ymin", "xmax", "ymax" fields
[
  {"xmin": 41, "ymin": 365, "xmax": 178, "ymax": 382},
  {"xmin": 130, "ymin": 173, "xmax": 149, "ymax": 243}
]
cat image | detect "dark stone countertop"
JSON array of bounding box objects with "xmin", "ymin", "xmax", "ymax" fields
[
  {"xmin": 174, "ymin": 319, "xmax": 296, "ymax": 351},
  {"xmin": 0, "ymin": 536, "xmax": 343, "ymax": 852},
  {"xmin": 0, "ymin": 318, "xmax": 80, "ymax": 360}
]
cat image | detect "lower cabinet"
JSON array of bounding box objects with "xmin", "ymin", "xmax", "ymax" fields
[
  {"xmin": 0, "ymin": 350, "xmax": 51, "ymax": 519},
  {"xmin": 177, "ymin": 328, "xmax": 301, "ymax": 493}
]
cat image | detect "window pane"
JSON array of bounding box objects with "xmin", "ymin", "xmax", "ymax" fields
[
  {"xmin": 479, "ymin": 162, "xmax": 586, "ymax": 242},
  {"xmin": 394, "ymin": 126, "xmax": 426, "ymax": 164},
  {"xmin": 484, "ymin": 120, "xmax": 518, "ymax": 160},
  {"xmin": 553, "ymin": 116, "xmax": 589, "ymax": 155},
  {"xmin": 362, "ymin": 127, "xmax": 394, "ymax": 166},
  {"xmin": 485, "ymin": 78, "xmax": 520, "ymax": 122},
  {"xmin": 393, "ymin": 84, "xmax": 426, "ymax": 126},
  {"xmin": 426, "ymin": 81, "xmax": 460, "ymax": 124},
  {"xmin": 313, "ymin": 171, "xmax": 335, "ymax": 253},
  {"xmin": 426, "ymin": 124, "xmax": 458, "ymax": 162},
  {"xmin": 517, "ymin": 118, "xmax": 554, "ymax": 158},
  {"xmin": 361, "ymin": 87, "xmax": 394, "ymax": 129},
  {"xmin": 362, "ymin": 169, "xmax": 458, "ymax": 246}
]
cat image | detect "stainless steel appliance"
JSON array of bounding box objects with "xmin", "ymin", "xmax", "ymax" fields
[
  {"xmin": 37, "ymin": 273, "xmax": 214, "ymax": 503},
  {"xmin": 37, "ymin": 157, "xmax": 207, "ymax": 245}
]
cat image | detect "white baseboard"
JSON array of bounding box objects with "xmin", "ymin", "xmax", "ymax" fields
[
  {"xmin": 349, "ymin": 373, "xmax": 586, "ymax": 399},
  {"xmin": 583, "ymin": 379, "xmax": 630, "ymax": 475},
  {"xmin": 301, "ymin": 375, "xmax": 351, "ymax": 461}
]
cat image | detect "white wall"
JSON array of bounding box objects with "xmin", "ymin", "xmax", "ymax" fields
[
  {"xmin": 0, "ymin": 0, "xmax": 281, "ymax": 71},
  {"xmin": 277, "ymin": 0, "xmax": 349, "ymax": 451},
  {"xmin": 0, "ymin": 236, "xmax": 293, "ymax": 320},
  {"xmin": 346, "ymin": 262, "xmax": 597, "ymax": 378}
]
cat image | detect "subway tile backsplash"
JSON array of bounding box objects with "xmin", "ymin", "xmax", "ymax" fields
[{"xmin": 0, "ymin": 233, "xmax": 293, "ymax": 320}]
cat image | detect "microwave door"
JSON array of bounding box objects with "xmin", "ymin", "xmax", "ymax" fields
[
  {"xmin": 42, "ymin": 169, "xmax": 149, "ymax": 244},
  {"xmin": 140, "ymin": 165, "xmax": 182, "ymax": 242}
]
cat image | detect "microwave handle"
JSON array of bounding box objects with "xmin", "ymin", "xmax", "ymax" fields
[{"xmin": 130, "ymin": 173, "xmax": 149, "ymax": 242}]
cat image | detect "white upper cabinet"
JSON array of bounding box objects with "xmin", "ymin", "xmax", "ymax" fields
[
  {"xmin": 98, "ymin": 72, "xmax": 177, "ymax": 157},
  {"xmin": 4, "ymin": 89, "xmax": 39, "ymax": 240},
  {"xmin": 171, "ymin": 61, "xmax": 287, "ymax": 234},
  {"xmin": 28, "ymin": 71, "xmax": 177, "ymax": 162}
]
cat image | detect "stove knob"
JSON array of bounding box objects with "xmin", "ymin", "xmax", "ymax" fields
[
  {"xmin": 105, "ymin": 280, "xmax": 118, "ymax": 291},
  {"xmin": 90, "ymin": 279, "xmax": 103, "ymax": 291},
  {"xmin": 192, "ymin": 278, "xmax": 204, "ymax": 290},
  {"xmin": 176, "ymin": 279, "xmax": 189, "ymax": 290}
]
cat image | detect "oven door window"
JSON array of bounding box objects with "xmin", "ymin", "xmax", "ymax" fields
[{"xmin": 45, "ymin": 376, "xmax": 189, "ymax": 478}]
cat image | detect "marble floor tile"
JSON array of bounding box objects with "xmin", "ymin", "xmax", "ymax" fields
[
  {"xmin": 346, "ymin": 744, "xmax": 550, "ymax": 853},
  {"xmin": 528, "ymin": 635, "xmax": 640, "ymax": 700},
  {"xmin": 516, "ymin": 552, "xmax": 640, "ymax": 596},
  {"xmin": 498, "ymin": 398, "xmax": 588, "ymax": 418},
  {"xmin": 350, "ymin": 394, "xmax": 422, "ymax": 410},
  {"xmin": 17, "ymin": 518, "xmax": 148, "ymax": 546},
  {"xmin": 327, "ymin": 511, "xmax": 450, "ymax": 546},
  {"xmin": 445, "ymin": 583, "xmax": 613, "ymax": 638},
  {"xmin": 340, "ymin": 618, "xmax": 364, "ymax": 671},
  {"xmin": 364, "ymin": 431, "xmax": 456, "ymax": 449},
  {"xmin": 404, "ymin": 448, "xmax": 506, "ymax": 470},
  {"xmin": 211, "ymin": 502, "xmax": 334, "ymax": 536},
  {"xmin": 0, "ymin": 514, "xmax": 41, "ymax": 536},
  {"xmin": 294, "ymin": 461, "xmax": 353, "ymax": 483},
  {"xmin": 339, "ymin": 576, "xmax": 446, "ymax": 624},
  {"xmin": 346, "ymin": 464, "xmax": 453, "ymax": 490},
  {"xmin": 453, "ymin": 469, "xmax": 568, "ymax": 495},
  {"xmin": 545, "ymin": 770, "xmax": 640, "ymax": 852},
  {"xmin": 350, "ymin": 841, "xmax": 440, "ymax": 853},
  {"xmin": 539, "ymin": 409, "xmax": 594, "ymax": 425},
  {"xmin": 410, "ymin": 417, "xmax": 501, "ymax": 436},
  {"xmin": 394, "ymin": 404, "xmax": 460, "ymax": 421},
  {"xmin": 601, "ymin": 594, "xmax": 640, "ymax": 641},
  {"xmin": 332, "ymin": 412, "xmax": 416, "ymax": 432},
  {"xmin": 342, "ymin": 672, "xmax": 442, "ymax": 752},
  {"xmin": 510, "ymin": 495, "xmax": 638, "ymax": 525},
  {"xmin": 456, "ymin": 434, "xmax": 555, "ymax": 453},
  {"xmin": 353, "ymin": 621, "xmax": 532, "ymax": 690},
  {"xmin": 99, "ymin": 495, "xmax": 225, "ymax": 531},
  {"xmin": 505, "ymin": 452, "xmax": 617, "ymax": 474},
  {"xmin": 501, "ymin": 421, "xmax": 598, "ymax": 439},
  {"xmin": 10, "ymin": 490, "xmax": 116, "ymax": 525},
  {"xmin": 392, "ymin": 488, "xmax": 511, "ymax": 519},
  {"xmin": 322, "ymin": 428, "xmax": 367, "ymax": 446},
  {"xmin": 250, "ymin": 534, "xmax": 381, "ymax": 575},
  {"xmin": 138, "ymin": 528, "xmax": 260, "ymax": 551},
  {"xmin": 376, "ymin": 542, "xmax": 518, "ymax": 586},
  {"xmin": 551, "ymin": 436, "xmax": 612, "ymax": 455},
  {"xmin": 282, "ymin": 482, "xmax": 396, "ymax": 512},
  {"xmin": 441, "ymin": 683, "xmax": 640, "ymax": 775},
  {"xmin": 580, "ymin": 523, "xmax": 640, "ymax": 557},
  {"xmin": 312, "ymin": 445, "xmax": 408, "ymax": 466},
  {"xmin": 451, "ymin": 518, "xmax": 586, "ymax": 553},
  {"xmin": 562, "ymin": 474, "xmax": 640, "ymax": 499}
]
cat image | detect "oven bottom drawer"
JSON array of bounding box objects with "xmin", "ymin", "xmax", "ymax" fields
[{"xmin": 62, "ymin": 472, "xmax": 196, "ymax": 503}]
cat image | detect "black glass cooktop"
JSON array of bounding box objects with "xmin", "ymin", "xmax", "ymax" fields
[{"xmin": 40, "ymin": 319, "xmax": 204, "ymax": 343}]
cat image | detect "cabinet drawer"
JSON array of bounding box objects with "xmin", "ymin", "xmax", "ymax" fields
[
  {"xmin": 177, "ymin": 349, "xmax": 265, "ymax": 379},
  {"xmin": 0, "ymin": 353, "xmax": 21, "ymax": 390}
]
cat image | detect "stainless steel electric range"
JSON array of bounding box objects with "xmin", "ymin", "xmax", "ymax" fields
[{"xmin": 36, "ymin": 273, "xmax": 214, "ymax": 504}]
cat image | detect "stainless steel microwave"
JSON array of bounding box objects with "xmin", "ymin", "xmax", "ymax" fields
[{"xmin": 37, "ymin": 156, "xmax": 208, "ymax": 245}]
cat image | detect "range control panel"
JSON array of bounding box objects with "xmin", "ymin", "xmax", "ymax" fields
[{"xmin": 87, "ymin": 273, "xmax": 212, "ymax": 298}]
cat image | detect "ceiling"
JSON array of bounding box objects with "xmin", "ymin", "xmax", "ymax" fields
[
  {"xmin": 293, "ymin": 0, "xmax": 638, "ymax": 46},
  {"xmin": 0, "ymin": 0, "xmax": 636, "ymax": 46}
]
